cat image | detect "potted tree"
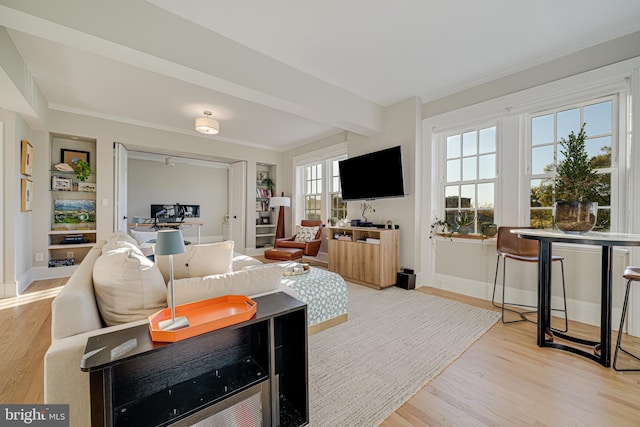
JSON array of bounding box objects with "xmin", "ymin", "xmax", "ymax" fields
[{"xmin": 554, "ymin": 123, "xmax": 598, "ymax": 233}]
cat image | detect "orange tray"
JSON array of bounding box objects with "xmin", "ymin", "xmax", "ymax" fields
[{"xmin": 148, "ymin": 295, "xmax": 257, "ymax": 342}]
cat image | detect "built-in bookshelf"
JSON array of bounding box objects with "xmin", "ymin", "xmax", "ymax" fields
[{"xmin": 48, "ymin": 134, "xmax": 97, "ymax": 267}]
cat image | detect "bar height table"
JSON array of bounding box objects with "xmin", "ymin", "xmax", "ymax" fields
[{"xmin": 511, "ymin": 229, "xmax": 640, "ymax": 367}]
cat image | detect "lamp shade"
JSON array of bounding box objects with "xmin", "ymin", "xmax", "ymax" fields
[
  {"xmin": 155, "ymin": 229, "xmax": 186, "ymax": 256},
  {"xmin": 270, "ymin": 197, "xmax": 290, "ymax": 208},
  {"xmin": 195, "ymin": 114, "xmax": 219, "ymax": 135}
]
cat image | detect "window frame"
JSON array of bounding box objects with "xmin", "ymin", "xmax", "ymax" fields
[
  {"xmin": 437, "ymin": 122, "xmax": 499, "ymax": 234},
  {"xmin": 525, "ymin": 94, "xmax": 621, "ymax": 231},
  {"xmin": 293, "ymin": 144, "xmax": 348, "ymax": 227}
]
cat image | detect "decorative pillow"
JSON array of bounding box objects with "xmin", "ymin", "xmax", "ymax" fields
[
  {"xmin": 294, "ymin": 226, "xmax": 319, "ymax": 242},
  {"xmin": 102, "ymin": 239, "xmax": 143, "ymax": 255},
  {"xmin": 155, "ymin": 241, "xmax": 234, "ymax": 281},
  {"xmin": 93, "ymin": 249, "xmax": 167, "ymax": 326},
  {"xmin": 128, "ymin": 229, "xmax": 158, "ymax": 246},
  {"xmin": 168, "ymin": 263, "xmax": 284, "ymax": 306}
]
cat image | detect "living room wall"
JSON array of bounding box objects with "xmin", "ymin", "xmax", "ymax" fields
[
  {"xmin": 282, "ymin": 97, "xmax": 423, "ymax": 271},
  {"xmin": 420, "ymin": 56, "xmax": 640, "ymax": 330},
  {"xmin": 16, "ymin": 109, "xmax": 283, "ymax": 282},
  {"xmin": 127, "ymin": 157, "xmax": 228, "ymax": 242}
]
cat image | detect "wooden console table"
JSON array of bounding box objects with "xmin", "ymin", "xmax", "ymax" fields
[
  {"xmin": 81, "ymin": 292, "xmax": 308, "ymax": 426},
  {"xmin": 327, "ymin": 226, "xmax": 400, "ymax": 289}
]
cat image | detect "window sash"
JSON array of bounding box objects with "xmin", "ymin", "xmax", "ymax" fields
[{"xmin": 526, "ymin": 95, "xmax": 617, "ymax": 231}]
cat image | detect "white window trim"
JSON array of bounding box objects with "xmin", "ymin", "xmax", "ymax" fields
[
  {"xmin": 293, "ymin": 142, "xmax": 347, "ymax": 226},
  {"xmin": 434, "ymin": 120, "xmax": 501, "ymax": 229},
  {"xmin": 523, "ymin": 92, "xmax": 626, "ymax": 231}
]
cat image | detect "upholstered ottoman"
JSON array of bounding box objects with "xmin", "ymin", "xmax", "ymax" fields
[
  {"xmin": 264, "ymin": 247, "xmax": 304, "ymax": 261},
  {"xmin": 280, "ymin": 266, "xmax": 348, "ymax": 334}
]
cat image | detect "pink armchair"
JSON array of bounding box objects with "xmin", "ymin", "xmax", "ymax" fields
[{"xmin": 274, "ymin": 220, "xmax": 323, "ymax": 257}]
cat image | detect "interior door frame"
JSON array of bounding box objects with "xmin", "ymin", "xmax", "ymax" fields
[{"xmin": 113, "ymin": 142, "xmax": 128, "ymax": 232}]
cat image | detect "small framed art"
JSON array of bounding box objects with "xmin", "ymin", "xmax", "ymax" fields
[
  {"xmin": 21, "ymin": 140, "xmax": 34, "ymax": 176},
  {"xmin": 61, "ymin": 149, "xmax": 90, "ymax": 169},
  {"xmin": 21, "ymin": 179, "xmax": 33, "ymax": 211},
  {"xmin": 52, "ymin": 177, "xmax": 72, "ymax": 191},
  {"xmin": 78, "ymin": 182, "xmax": 96, "ymax": 192}
]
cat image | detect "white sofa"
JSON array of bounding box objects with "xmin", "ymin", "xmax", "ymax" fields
[{"xmin": 44, "ymin": 233, "xmax": 286, "ymax": 427}]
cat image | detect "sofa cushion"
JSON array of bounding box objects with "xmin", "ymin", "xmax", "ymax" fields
[
  {"xmin": 106, "ymin": 231, "xmax": 138, "ymax": 246},
  {"xmin": 128, "ymin": 229, "xmax": 158, "ymax": 246},
  {"xmin": 102, "ymin": 239, "xmax": 142, "ymax": 255},
  {"xmin": 294, "ymin": 226, "xmax": 319, "ymax": 242},
  {"xmin": 156, "ymin": 241, "xmax": 234, "ymax": 281},
  {"xmin": 232, "ymin": 252, "xmax": 264, "ymax": 271},
  {"xmin": 168, "ymin": 263, "xmax": 284, "ymax": 306},
  {"xmin": 93, "ymin": 249, "xmax": 167, "ymax": 326}
]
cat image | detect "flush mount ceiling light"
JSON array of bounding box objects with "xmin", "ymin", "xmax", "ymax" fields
[{"xmin": 195, "ymin": 110, "xmax": 219, "ymax": 135}]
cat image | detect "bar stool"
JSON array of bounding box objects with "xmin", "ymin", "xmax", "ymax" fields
[
  {"xmin": 613, "ymin": 266, "xmax": 640, "ymax": 372},
  {"xmin": 492, "ymin": 226, "xmax": 568, "ymax": 331}
]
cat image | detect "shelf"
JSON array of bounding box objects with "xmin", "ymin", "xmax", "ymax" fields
[
  {"xmin": 50, "ymin": 189, "xmax": 96, "ymax": 194},
  {"xmin": 257, "ymin": 233, "xmax": 276, "ymax": 237},
  {"xmin": 48, "ymin": 243, "xmax": 95, "ymax": 250},
  {"xmin": 49, "ymin": 169, "xmax": 96, "ymax": 176},
  {"xmin": 49, "ymin": 229, "xmax": 96, "ymax": 235},
  {"xmin": 113, "ymin": 357, "xmax": 268, "ymax": 426}
]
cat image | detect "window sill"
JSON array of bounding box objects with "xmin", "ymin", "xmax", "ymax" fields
[{"xmin": 435, "ymin": 232, "xmax": 496, "ymax": 240}]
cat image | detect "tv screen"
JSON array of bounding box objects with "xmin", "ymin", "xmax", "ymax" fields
[{"xmin": 338, "ymin": 146, "xmax": 405, "ymax": 201}]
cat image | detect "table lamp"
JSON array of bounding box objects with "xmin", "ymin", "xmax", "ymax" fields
[
  {"xmin": 270, "ymin": 193, "xmax": 291, "ymax": 239},
  {"xmin": 155, "ymin": 229, "xmax": 189, "ymax": 330}
]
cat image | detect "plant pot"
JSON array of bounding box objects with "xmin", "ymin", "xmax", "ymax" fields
[
  {"xmin": 458, "ymin": 225, "xmax": 471, "ymax": 235},
  {"xmin": 555, "ymin": 201, "xmax": 597, "ymax": 234},
  {"xmin": 481, "ymin": 223, "xmax": 498, "ymax": 238}
]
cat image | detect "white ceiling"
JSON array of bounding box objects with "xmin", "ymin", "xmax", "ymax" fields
[{"xmin": 2, "ymin": 0, "xmax": 640, "ymax": 150}]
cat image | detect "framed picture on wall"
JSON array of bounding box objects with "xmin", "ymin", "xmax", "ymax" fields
[
  {"xmin": 21, "ymin": 179, "xmax": 33, "ymax": 211},
  {"xmin": 61, "ymin": 149, "xmax": 90, "ymax": 169},
  {"xmin": 21, "ymin": 140, "xmax": 33, "ymax": 176}
]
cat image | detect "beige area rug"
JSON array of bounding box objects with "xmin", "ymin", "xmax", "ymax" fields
[{"xmin": 308, "ymin": 283, "xmax": 500, "ymax": 426}]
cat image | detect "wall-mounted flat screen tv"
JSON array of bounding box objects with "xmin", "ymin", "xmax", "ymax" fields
[{"xmin": 338, "ymin": 146, "xmax": 405, "ymax": 201}]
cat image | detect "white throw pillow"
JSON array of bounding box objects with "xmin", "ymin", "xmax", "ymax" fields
[
  {"xmin": 128, "ymin": 229, "xmax": 158, "ymax": 246},
  {"xmin": 93, "ymin": 249, "xmax": 167, "ymax": 326},
  {"xmin": 294, "ymin": 226, "xmax": 319, "ymax": 242},
  {"xmin": 102, "ymin": 239, "xmax": 143, "ymax": 255},
  {"xmin": 168, "ymin": 264, "xmax": 284, "ymax": 306},
  {"xmin": 156, "ymin": 241, "xmax": 234, "ymax": 281}
]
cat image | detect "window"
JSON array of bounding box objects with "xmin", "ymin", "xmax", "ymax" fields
[
  {"xmin": 330, "ymin": 159, "xmax": 347, "ymax": 220},
  {"xmin": 296, "ymin": 149, "xmax": 347, "ymax": 224},
  {"xmin": 529, "ymin": 98, "xmax": 613, "ymax": 230},
  {"xmin": 443, "ymin": 125, "xmax": 497, "ymax": 233},
  {"xmin": 303, "ymin": 164, "xmax": 322, "ymax": 220}
]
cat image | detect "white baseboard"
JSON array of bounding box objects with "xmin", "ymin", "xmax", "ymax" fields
[{"xmin": 1, "ymin": 281, "xmax": 18, "ymax": 298}]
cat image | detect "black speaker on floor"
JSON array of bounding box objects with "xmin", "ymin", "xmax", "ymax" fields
[{"xmin": 396, "ymin": 269, "xmax": 416, "ymax": 290}]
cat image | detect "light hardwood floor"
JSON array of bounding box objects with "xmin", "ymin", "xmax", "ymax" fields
[{"xmin": 2, "ymin": 278, "xmax": 640, "ymax": 426}]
